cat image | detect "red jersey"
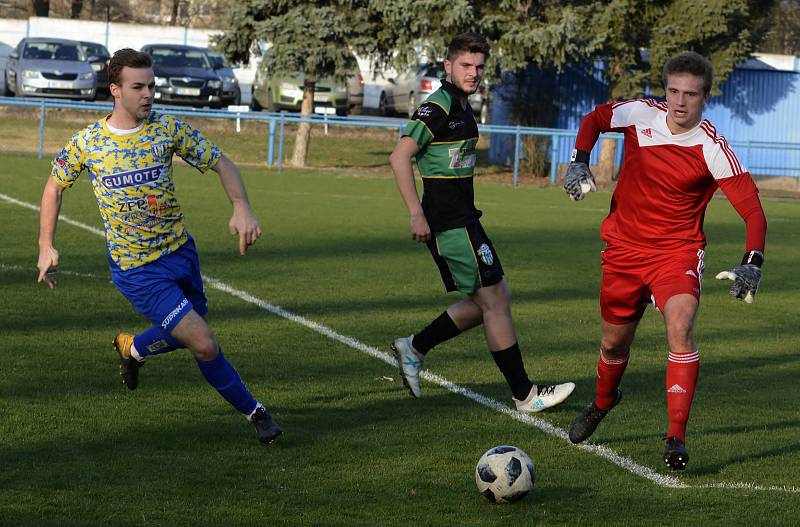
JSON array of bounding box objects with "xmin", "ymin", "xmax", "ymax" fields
[{"xmin": 575, "ymin": 99, "xmax": 766, "ymax": 253}]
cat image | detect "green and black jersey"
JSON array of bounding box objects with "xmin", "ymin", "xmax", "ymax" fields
[{"xmin": 403, "ymin": 80, "xmax": 481, "ymax": 232}]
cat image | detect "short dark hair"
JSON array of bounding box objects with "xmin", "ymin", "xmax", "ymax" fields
[
  {"xmin": 663, "ymin": 51, "xmax": 713, "ymax": 94},
  {"xmin": 447, "ymin": 33, "xmax": 490, "ymax": 61},
  {"xmin": 108, "ymin": 48, "xmax": 152, "ymax": 87}
]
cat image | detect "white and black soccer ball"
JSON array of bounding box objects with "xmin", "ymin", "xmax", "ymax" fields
[{"xmin": 475, "ymin": 445, "xmax": 535, "ymax": 503}]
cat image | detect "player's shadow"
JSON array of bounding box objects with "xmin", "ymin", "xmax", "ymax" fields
[{"xmin": 689, "ymin": 439, "xmax": 800, "ymax": 477}]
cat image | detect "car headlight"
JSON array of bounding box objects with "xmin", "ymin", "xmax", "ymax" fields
[
  {"xmin": 207, "ymin": 80, "xmax": 221, "ymax": 89},
  {"xmin": 90, "ymin": 63, "xmax": 103, "ymax": 72},
  {"xmin": 222, "ymin": 76, "xmax": 237, "ymax": 84},
  {"xmin": 79, "ymin": 72, "xmax": 94, "ymax": 80},
  {"xmin": 155, "ymin": 76, "xmax": 167, "ymax": 87},
  {"xmin": 22, "ymin": 70, "xmax": 40, "ymax": 79},
  {"xmin": 281, "ymin": 81, "xmax": 297, "ymax": 91}
]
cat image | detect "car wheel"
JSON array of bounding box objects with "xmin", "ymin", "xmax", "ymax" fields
[
  {"xmin": 2, "ymin": 74, "xmax": 11, "ymax": 96},
  {"xmin": 407, "ymin": 92, "xmax": 416, "ymax": 118}
]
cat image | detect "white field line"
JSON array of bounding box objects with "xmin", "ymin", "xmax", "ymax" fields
[
  {"xmin": 2, "ymin": 191, "xmax": 797, "ymax": 494},
  {"xmin": 0, "ymin": 263, "xmax": 102, "ymax": 279}
]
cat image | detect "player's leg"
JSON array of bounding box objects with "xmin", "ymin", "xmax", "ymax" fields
[
  {"xmin": 651, "ymin": 248, "xmax": 704, "ymax": 469},
  {"xmin": 182, "ymin": 238, "xmax": 283, "ymax": 444},
  {"xmin": 661, "ymin": 294, "xmax": 700, "ymax": 470},
  {"xmin": 570, "ymin": 248, "xmax": 645, "ymax": 443},
  {"xmin": 392, "ymin": 226, "xmax": 485, "ymax": 398},
  {"xmin": 472, "ymin": 278, "xmax": 575, "ymax": 411},
  {"xmin": 110, "ymin": 258, "xmax": 188, "ymax": 390}
]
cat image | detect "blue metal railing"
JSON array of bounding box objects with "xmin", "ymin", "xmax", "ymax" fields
[{"xmin": 2, "ymin": 96, "xmax": 800, "ymax": 186}]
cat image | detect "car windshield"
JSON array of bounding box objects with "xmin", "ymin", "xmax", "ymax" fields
[
  {"xmin": 23, "ymin": 42, "xmax": 83, "ymax": 61},
  {"xmin": 81, "ymin": 43, "xmax": 110, "ymax": 59},
  {"xmin": 207, "ymin": 53, "xmax": 226, "ymax": 69},
  {"xmin": 150, "ymin": 48, "xmax": 210, "ymax": 69}
]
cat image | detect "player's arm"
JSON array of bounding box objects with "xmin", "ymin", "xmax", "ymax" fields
[
  {"xmin": 714, "ymin": 174, "xmax": 767, "ymax": 303},
  {"xmin": 37, "ymin": 177, "xmax": 65, "ymax": 288},
  {"xmin": 565, "ymin": 103, "xmax": 617, "ymax": 201},
  {"xmin": 211, "ymin": 154, "xmax": 262, "ymax": 255},
  {"xmin": 389, "ymin": 136, "xmax": 430, "ymax": 243}
]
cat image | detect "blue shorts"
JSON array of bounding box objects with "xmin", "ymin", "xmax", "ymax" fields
[{"xmin": 110, "ymin": 237, "xmax": 208, "ymax": 333}]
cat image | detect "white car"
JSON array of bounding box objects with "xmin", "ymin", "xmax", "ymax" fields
[
  {"xmin": 5, "ymin": 37, "xmax": 97, "ymax": 100},
  {"xmin": 379, "ymin": 63, "xmax": 488, "ymax": 122}
]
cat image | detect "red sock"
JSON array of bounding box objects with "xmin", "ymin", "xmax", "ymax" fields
[
  {"xmin": 666, "ymin": 351, "xmax": 700, "ymax": 443},
  {"xmin": 594, "ymin": 349, "xmax": 629, "ymax": 409}
]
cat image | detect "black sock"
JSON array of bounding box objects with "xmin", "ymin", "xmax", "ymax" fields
[
  {"xmin": 491, "ymin": 343, "xmax": 534, "ymax": 400},
  {"xmin": 412, "ymin": 311, "xmax": 461, "ymax": 355}
]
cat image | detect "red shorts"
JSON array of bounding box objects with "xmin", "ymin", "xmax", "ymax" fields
[{"xmin": 600, "ymin": 245, "xmax": 705, "ymax": 325}]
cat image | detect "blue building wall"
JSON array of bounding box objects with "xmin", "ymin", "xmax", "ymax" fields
[{"xmin": 489, "ymin": 64, "xmax": 800, "ymax": 176}]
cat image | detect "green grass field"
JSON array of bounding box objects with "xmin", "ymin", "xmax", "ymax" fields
[{"xmin": 1, "ymin": 152, "xmax": 799, "ymax": 526}]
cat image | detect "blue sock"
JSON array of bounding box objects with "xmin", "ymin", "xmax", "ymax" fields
[
  {"xmin": 133, "ymin": 326, "xmax": 184, "ymax": 357},
  {"xmin": 195, "ymin": 350, "xmax": 258, "ymax": 415}
]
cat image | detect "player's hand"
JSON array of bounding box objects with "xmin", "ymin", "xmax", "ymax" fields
[
  {"xmin": 715, "ymin": 251, "xmax": 763, "ymax": 304},
  {"xmin": 410, "ymin": 212, "xmax": 431, "ymax": 243},
  {"xmin": 37, "ymin": 245, "xmax": 60, "ymax": 289},
  {"xmin": 229, "ymin": 205, "xmax": 262, "ymax": 255},
  {"xmin": 563, "ymin": 162, "xmax": 596, "ymax": 201}
]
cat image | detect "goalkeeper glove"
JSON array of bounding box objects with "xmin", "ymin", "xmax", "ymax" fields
[
  {"xmin": 564, "ymin": 149, "xmax": 596, "ymax": 201},
  {"xmin": 715, "ymin": 250, "xmax": 763, "ymax": 304}
]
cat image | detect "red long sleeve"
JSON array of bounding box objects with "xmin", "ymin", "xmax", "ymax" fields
[{"xmin": 717, "ymin": 174, "xmax": 767, "ymax": 253}]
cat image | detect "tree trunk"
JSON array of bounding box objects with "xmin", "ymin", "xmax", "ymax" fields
[
  {"xmin": 32, "ymin": 0, "xmax": 49, "ymax": 16},
  {"xmin": 70, "ymin": 0, "xmax": 83, "ymax": 18},
  {"xmin": 596, "ymin": 138, "xmax": 617, "ymax": 186},
  {"xmin": 170, "ymin": 0, "xmax": 180, "ymax": 25},
  {"xmin": 291, "ymin": 79, "xmax": 315, "ymax": 168}
]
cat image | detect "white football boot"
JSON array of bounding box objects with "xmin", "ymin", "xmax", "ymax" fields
[
  {"xmin": 514, "ymin": 382, "xmax": 576, "ymax": 413},
  {"xmin": 391, "ymin": 335, "xmax": 424, "ymax": 398}
]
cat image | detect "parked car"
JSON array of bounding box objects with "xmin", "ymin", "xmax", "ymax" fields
[
  {"xmin": 206, "ymin": 51, "xmax": 241, "ymax": 106},
  {"xmin": 79, "ymin": 40, "xmax": 111, "ymax": 95},
  {"xmin": 141, "ymin": 44, "xmax": 224, "ymax": 108},
  {"xmin": 380, "ymin": 63, "xmax": 488, "ymax": 122},
  {"xmin": 4, "ymin": 37, "xmax": 96, "ymax": 100},
  {"xmin": 250, "ymin": 49, "xmax": 350, "ymax": 115}
]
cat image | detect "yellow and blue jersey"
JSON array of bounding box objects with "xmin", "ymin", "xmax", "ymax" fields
[{"xmin": 51, "ymin": 112, "xmax": 221, "ymax": 270}]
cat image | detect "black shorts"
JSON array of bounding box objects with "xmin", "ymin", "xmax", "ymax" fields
[{"xmin": 426, "ymin": 222, "xmax": 504, "ymax": 294}]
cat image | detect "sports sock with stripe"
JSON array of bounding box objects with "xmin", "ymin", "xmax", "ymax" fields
[
  {"xmin": 133, "ymin": 325, "xmax": 184, "ymax": 358},
  {"xmin": 594, "ymin": 349, "xmax": 629, "ymax": 409},
  {"xmin": 666, "ymin": 350, "xmax": 700, "ymax": 443}
]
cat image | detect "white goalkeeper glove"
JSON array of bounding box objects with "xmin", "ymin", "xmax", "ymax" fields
[
  {"xmin": 564, "ymin": 149, "xmax": 596, "ymax": 201},
  {"xmin": 715, "ymin": 250, "xmax": 763, "ymax": 304}
]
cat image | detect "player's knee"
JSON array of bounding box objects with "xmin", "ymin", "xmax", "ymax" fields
[
  {"xmin": 190, "ymin": 335, "xmax": 219, "ymax": 361},
  {"xmin": 599, "ymin": 339, "xmax": 630, "ymax": 358},
  {"xmin": 473, "ymin": 281, "xmax": 510, "ymax": 313}
]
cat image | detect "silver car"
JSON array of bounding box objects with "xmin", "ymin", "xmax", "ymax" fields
[
  {"xmin": 5, "ymin": 37, "xmax": 97, "ymax": 100},
  {"xmin": 380, "ymin": 63, "xmax": 488, "ymax": 122}
]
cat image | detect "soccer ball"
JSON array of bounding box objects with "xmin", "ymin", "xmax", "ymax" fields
[{"xmin": 475, "ymin": 445, "xmax": 535, "ymax": 503}]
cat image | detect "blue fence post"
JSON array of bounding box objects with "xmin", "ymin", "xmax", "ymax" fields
[
  {"xmin": 38, "ymin": 100, "xmax": 45, "ymax": 160},
  {"xmin": 267, "ymin": 117, "xmax": 276, "ymax": 167},
  {"xmin": 277, "ymin": 112, "xmax": 286, "ymax": 174},
  {"xmin": 549, "ymin": 134, "xmax": 559, "ymax": 185},
  {"xmin": 513, "ymin": 126, "xmax": 521, "ymax": 188}
]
